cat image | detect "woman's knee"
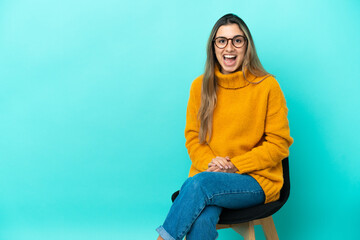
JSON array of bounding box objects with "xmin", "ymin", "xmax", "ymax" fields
[{"xmin": 181, "ymin": 172, "xmax": 214, "ymax": 192}]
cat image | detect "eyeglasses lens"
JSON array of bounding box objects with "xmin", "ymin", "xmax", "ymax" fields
[
  {"xmin": 233, "ymin": 36, "xmax": 245, "ymax": 48},
  {"xmin": 215, "ymin": 36, "xmax": 246, "ymax": 48}
]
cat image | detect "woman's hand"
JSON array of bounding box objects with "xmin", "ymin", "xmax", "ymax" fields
[
  {"xmin": 206, "ymin": 165, "xmax": 222, "ymax": 172},
  {"xmin": 209, "ymin": 156, "xmax": 232, "ymax": 170},
  {"xmin": 206, "ymin": 156, "xmax": 238, "ymax": 173}
]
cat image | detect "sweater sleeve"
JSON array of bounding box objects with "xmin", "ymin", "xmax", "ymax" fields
[
  {"xmin": 184, "ymin": 79, "xmax": 216, "ymax": 172},
  {"xmin": 231, "ymin": 80, "xmax": 293, "ymax": 174}
]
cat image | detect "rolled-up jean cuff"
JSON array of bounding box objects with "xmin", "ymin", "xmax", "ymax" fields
[{"xmin": 156, "ymin": 226, "xmax": 176, "ymax": 240}]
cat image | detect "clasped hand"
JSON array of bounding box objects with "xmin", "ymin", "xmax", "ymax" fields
[{"xmin": 206, "ymin": 156, "xmax": 238, "ymax": 173}]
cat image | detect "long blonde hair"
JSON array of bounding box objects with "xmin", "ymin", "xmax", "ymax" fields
[{"xmin": 198, "ymin": 13, "xmax": 271, "ymax": 143}]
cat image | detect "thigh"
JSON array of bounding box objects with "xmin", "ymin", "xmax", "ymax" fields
[{"xmin": 183, "ymin": 172, "xmax": 265, "ymax": 209}]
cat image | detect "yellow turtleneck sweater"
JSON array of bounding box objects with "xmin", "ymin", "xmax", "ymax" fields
[{"xmin": 185, "ymin": 67, "xmax": 293, "ymax": 203}]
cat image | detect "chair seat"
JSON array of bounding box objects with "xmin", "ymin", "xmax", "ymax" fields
[{"xmin": 218, "ymin": 198, "xmax": 285, "ymax": 224}]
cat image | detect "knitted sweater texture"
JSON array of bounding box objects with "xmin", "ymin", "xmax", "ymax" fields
[{"xmin": 185, "ymin": 67, "xmax": 293, "ymax": 203}]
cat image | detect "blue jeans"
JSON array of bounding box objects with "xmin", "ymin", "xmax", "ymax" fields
[{"xmin": 156, "ymin": 172, "xmax": 265, "ymax": 240}]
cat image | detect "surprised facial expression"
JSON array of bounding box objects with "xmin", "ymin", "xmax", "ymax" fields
[{"xmin": 214, "ymin": 24, "xmax": 247, "ymax": 74}]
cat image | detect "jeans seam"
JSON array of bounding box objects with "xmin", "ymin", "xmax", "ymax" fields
[
  {"xmin": 178, "ymin": 204, "xmax": 206, "ymax": 239},
  {"xmin": 211, "ymin": 190, "xmax": 263, "ymax": 196},
  {"xmin": 207, "ymin": 190, "xmax": 264, "ymax": 204}
]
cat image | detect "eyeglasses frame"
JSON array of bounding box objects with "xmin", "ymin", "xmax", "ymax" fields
[{"xmin": 213, "ymin": 35, "xmax": 248, "ymax": 49}]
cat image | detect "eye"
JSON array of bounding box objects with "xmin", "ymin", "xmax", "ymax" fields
[
  {"xmin": 215, "ymin": 37, "xmax": 228, "ymax": 48},
  {"xmin": 234, "ymin": 38, "xmax": 243, "ymax": 43},
  {"xmin": 233, "ymin": 36, "xmax": 246, "ymax": 47}
]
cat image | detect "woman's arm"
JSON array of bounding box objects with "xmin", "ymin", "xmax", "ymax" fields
[
  {"xmin": 185, "ymin": 79, "xmax": 216, "ymax": 172},
  {"xmin": 231, "ymin": 80, "xmax": 293, "ymax": 174}
]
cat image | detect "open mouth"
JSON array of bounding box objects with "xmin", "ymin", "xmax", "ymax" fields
[{"xmin": 223, "ymin": 55, "xmax": 237, "ymax": 66}]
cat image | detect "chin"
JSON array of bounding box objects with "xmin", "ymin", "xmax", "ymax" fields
[{"xmin": 220, "ymin": 64, "xmax": 241, "ymax": 74}]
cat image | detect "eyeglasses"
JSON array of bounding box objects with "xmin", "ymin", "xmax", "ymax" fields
[{"xmin": 213, "ymin": 35, "xmax": 247, "ymax": 49}]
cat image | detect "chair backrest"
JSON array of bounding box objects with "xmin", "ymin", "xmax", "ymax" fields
[{"xmin": 279, "ymin": 157, "xmax": 290, "ymax": 203}]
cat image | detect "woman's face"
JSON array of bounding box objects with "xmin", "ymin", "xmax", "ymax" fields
[{"xmin": 214, "ymin": 24, "xmax": 247, "ymax": 74}]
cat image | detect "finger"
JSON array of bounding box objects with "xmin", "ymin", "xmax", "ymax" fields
[
  {"xmin": 211, "ymin": 158, "xmax": 220, "ymax": 169},
  {"xmin": 208, "ymin": 162, "xmax": 216, "ymax": 167},
  {"xmin": 213, "ymin": 159, "xmax": 225, "ymax": 169},
  {"xmin": 216, "ymin": 157, "xmax": 232, "ymax": 169},
  {"xmin": 224, "ymin": 158, "xmax": 233, "ymax": 169},
  {"xmin": 218, "ymin": 157, "xmax": 231, "ymax": 168},
  {"xmin": 211, "ymin": 166, "xmax": 222, "ymax": 172},
  {"xmin": 208, "ymin": 166, "xmax": 219, "ymax": 172},
  {"xmin": 207, "ymin": 164, "xmax": 216, "ymax": 170}
]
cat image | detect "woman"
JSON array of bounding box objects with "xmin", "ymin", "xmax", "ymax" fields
[{"xmin": 156, "ymin": 13, "xmax": 293, "ymax": 240}]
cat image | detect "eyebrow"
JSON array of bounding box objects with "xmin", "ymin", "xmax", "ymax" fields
[{"xmin": 215, "ymin": 34, "xmax": 245, "ymax": 39}]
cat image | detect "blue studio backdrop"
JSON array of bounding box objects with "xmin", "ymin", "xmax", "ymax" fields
[{"xmin": 0, "ymin": 0, "xmax": 359, "ymax": 239}]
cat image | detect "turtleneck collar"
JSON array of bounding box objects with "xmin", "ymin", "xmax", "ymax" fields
[{"xmin": 215, "ymin": 65, "xmax": 255, "ymax": 89}]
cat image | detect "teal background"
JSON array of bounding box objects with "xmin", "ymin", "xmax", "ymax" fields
[{"xmin": 0, "ymin": 0, "xmax": 359, "ymax": 239}]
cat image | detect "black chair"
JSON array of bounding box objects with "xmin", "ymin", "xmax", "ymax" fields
[{"xmin": 171, "ymin": 157, "xmax": 290, "ymax": 240}]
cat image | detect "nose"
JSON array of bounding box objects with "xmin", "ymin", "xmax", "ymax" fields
[{"xmin": 225, "ymin": 39, "xmax": 235, "ymax": 51}]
